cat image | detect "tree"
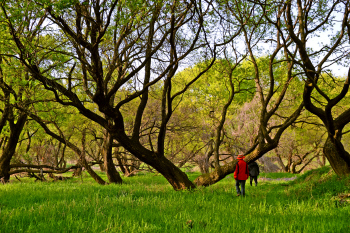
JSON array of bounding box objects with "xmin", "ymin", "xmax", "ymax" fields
[
  {"xmin": 194, "ymin": 0, "xmax": 304, "ymax": 186},
  {"xmin": 281, "ymin": 0, "xmax": 350, "ymax": 175},
  {"xmin": 1, "ymin": 0, "xmax": 228, "ymax": 189},
  {"xmin": 171, "ymin": 57, "xmax": 255, "ymax": 174},
  {"xmin": 4, "ymin": 0, "xmax": 347, "ymax": 189},
  {"xmin": 0, "ymin": 48, "xmax": 29, "ymax": 182},
  {"xmin": 275, "ymin": 127, "xmax": 325, "ymax": 173}
]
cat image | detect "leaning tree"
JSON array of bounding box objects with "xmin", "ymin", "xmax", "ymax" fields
[
  {"xmin": 1, "ymin": 0, "xmax": 232, "ymax": 189},
  {"xmin": 1, "ymin": 0, "xmax": 305, "ymax": 188},
  {"xmin": 0, "ymin": 55, "xmax": 29, "ymax": 182},
  {"xmin": 281, "ymin": 0, "xmax": 350, "ymax": 175},
  {"xmin": 194, "ymin": 0, "xmax": 305, "ymax": 186},
  {"xmin": 0, "ymin": 20, "xmax": 32, "ymax": 182}
]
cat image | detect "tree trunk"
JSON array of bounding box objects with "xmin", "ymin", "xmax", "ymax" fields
[
  {"xmin": 198, "ymin": 141, "xmax": 214, "ymax": 174},
  {"xmin": 151, "ymin": 155, "xmax": 196, "ymax": 190},
  {"xmin": 98, "ymin": 163, "xmax": 105, "ymax": 172},
  {"xmin": 0, "ymin": 157, "xmax": 11, "ymax": 183},
  {"xmin": 112, "ymin": 125, "xmax": 196, "ymax": 190},
  {"xmin": 72, "ymin": 161, "xmax": 83, "ymax": 177},
  {"xmin": 53, "ymin": 142, "xmax": 62, "ymax": 167},
  {"xmin": 0, "ymin": 113, "xmax": 27, "ymax": 182},
  {"xmin": 81, "ymin": 157, "xmax": 106, "ymax": 185},
  {"xmin": 115, "ymin": 152, "xmax": 128, "ymax": 175},
  {"xmin": 80, "ymin": 130, "xmax": 106, "ymax": 185},
  {"xmin": 275, "ymin": 149, "xmax": 287, "ymax": 172},
  {"xmin": 291, "ymin": 160, "xmax": 302, "ymax": 174},
  {"xmin": 323, "ymin": 136, "xmax": 350, "ymax": 176},
  {"xmin": 322, "ymin": 154, "xmax": 326, "ymax": 166},
  {"xmin": 0, "ymin": 137, "xmax": 7, "ymax": 150},
  {"xmin": 57, "ymin": 144, "xmax": 67, "ymax": 168},
  {"xmin": 194, "ymin": 159, "xmax": 239, "ymax": 186},
  {"xmin": 72, "ymin": 166, "xmax": 82, "ymax": 177},
  {"xmin": 285, "ymin": 152, "xmax": 293, "ymax": 173},
  {"xmin": 102, "ymin": 132, "xmax": 122, "ymax": 184}
]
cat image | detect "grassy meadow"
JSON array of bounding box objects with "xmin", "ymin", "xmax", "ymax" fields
[{"xmin": 0, "ymin": 166, "xmax": 349, "ymax": 233}]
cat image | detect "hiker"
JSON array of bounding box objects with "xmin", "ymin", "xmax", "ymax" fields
[
  {"xmin": 248, "ymin": 161, "xmax": 260, "ymax": 186},
  {"xmin": 234, "ymin": 154, "xmax": 249, "ymax": 197}
]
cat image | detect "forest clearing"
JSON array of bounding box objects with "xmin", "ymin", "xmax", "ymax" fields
[
  {"xmin": 1, "ymin": 0, "xmax": 350, "ymax": 232},
  {"xmin": 1, "ymin": 166, "xmax": 349, "ymax": 233}
]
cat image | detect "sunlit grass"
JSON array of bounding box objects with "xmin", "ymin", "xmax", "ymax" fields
[
  {"xmin": 0, "ymin": 167, "xmax": 349, "ymax": 233},
  {"xmin": 260, "ymin": 171, "xmax": 300, "ymax": 179}
]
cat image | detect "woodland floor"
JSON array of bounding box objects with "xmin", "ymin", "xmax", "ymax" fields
[{"xmin": 0, "ymin": 166, "xmax": 349, "ymax": 233}]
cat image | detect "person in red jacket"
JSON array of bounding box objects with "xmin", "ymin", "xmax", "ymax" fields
[{"xmin": 234, "ymin": 154, "xmax": 249, "ymax": 196}]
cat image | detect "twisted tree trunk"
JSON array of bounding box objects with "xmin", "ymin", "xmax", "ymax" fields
[
  {"xmin": 102, "ymin": 131, "xmax": 122, "ymax": 184},
  {"xmin": 323, "ymin": 135, "xmax": 350, "ymax": 176},
  {"xmin": 0, "ymin": 113, "xmax": 27, "ymax": 183}
]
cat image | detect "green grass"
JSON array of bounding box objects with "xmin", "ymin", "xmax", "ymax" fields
[
  {"xmin": 0, "ymin": 167, "xmax": 349, "ymax": 233},
  {"xmin": 259, "ymin": 171, "xmax": 300, "ymax": 179}
]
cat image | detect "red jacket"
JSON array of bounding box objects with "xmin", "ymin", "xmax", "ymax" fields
[{"xmin": 234, "ymin": 157, "xmax": 249, "ymax": 180}]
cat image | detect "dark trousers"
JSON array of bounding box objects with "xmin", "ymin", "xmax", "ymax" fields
[
  {"xmin": 250, "ymin": 176, "xmax": 258, "ymax": 186},
  {"xmin": 235, "ymin": 180, "xmax": 246, "ymax": 196}
]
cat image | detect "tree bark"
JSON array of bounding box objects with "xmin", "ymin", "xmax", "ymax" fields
[
  {"xmin": 194, "ymin": 159, "xmax": 238, "ymax": 187},
  {"xmin": 115, "ymin": 152, "xmax": 128, "ymax": 175},
  {"xmin": 112, "ymin": 121, "xmax": 196, "ymax": 189},
  {"xmin": 0, "ymin": 113, "xmax": 27, "ymax": 182},
  {"xmin": 199, "ymin": 140, "xmax": 214, "ymax": 174},
  {"xmin": 151, "ymin": 156, "xmax": 196, "ymax": 190},
  {"xmin": 275, "ymin": 148, "xmax": 288, "ymax": 172},
  {"xmin": 81, "ymin": 129, "xmax": 106, "ymax": 185},
  {"xmin": 323, "ymin": 136, "xmax": 350, "ymax": 176},
  {"xmin": 102, "ymin": 131, "xmax": 122, "ymax": 184},
  {"xmin": 98, "ymin": 163, "xmax": 105, "ymax": 172},
  {"xmin": 72, "ymin": 162, "xmax": 83, "ymax": 177},
  {"xmin": 118, "ymin": 139, "xmax": 195, "ymax": 189}
]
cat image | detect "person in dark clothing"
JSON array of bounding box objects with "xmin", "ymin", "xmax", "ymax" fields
[
  {"xmin": 234, "ymin": 154, "xmax": 249, "ymax": 196},
  {"xmin": 248, "ymin": 161, "xmax": 260, "ymax": 186}
]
